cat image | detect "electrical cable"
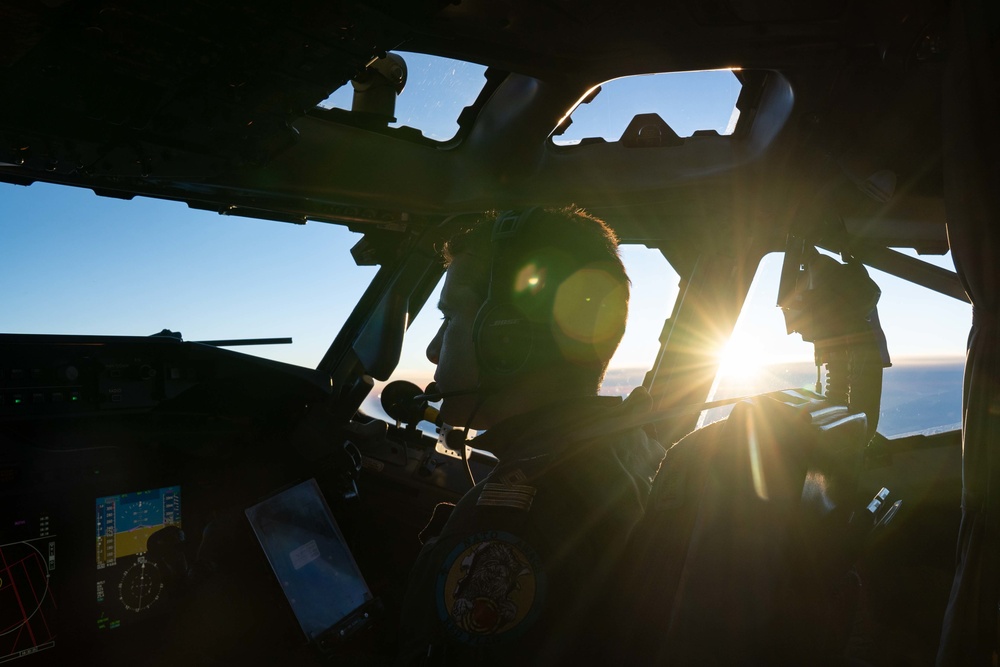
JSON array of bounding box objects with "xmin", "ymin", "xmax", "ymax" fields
[{"xmin": 453, "ymin": 392, "xmax": 486, "ymax": 489}]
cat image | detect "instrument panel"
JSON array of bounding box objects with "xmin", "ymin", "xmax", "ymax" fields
[
  {"xmin": 96, "ymin": 485, "xmax": 181, "ymax": 628},
  {"xmin": 0, "ymin": 333, "xmax": 480, "ymax": 666},
  {"xmin": 0, "ymin": 333, "xmax": 348, "ymax": 665},
  {"xmin": 1, "ymin": 508, "xmax": 55, "ymax": 662},
  {"xmin": 0, "ymin": 333, "xmax": 333, "ymax": 421}
]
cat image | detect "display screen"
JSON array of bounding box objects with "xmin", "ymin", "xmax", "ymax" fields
[
  {"xmin": 96, "ymin": 486, "xmax": 181, "ymax": 630},
  {"xmin": 0, "ymin": 510, "xmax": 56, "ymax": 662},
  {"xmin": 246, "ymin": 479, "xmax": 372, "ymax": 642}
]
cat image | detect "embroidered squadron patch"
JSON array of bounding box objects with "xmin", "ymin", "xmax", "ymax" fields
[{"xmin": 436, "ymin": 531, "xmax": 544, "ymax": 645}]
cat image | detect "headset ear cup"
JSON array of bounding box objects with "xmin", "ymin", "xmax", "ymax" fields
[{"xmin": 474, "ymin": 301, "xmax": 534, "ymax": 376}]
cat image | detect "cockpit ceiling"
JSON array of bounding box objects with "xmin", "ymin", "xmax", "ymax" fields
[
  {"xmin": 404, "ymin": 0, "xmax": 869, "ymax": 78},
  {"xmin": 0, "ymin": 0, "xmax": 949, "ymax": 247}
]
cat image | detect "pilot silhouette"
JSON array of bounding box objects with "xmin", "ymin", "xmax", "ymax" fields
[{"xmin": 396, "ymin": 206, "xmax": 664, "ymax": 665}]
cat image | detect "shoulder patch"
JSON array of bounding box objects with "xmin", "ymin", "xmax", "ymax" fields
[{"xmin": 436, "ymin": 532, "xmax": 545, "ymax": 645}]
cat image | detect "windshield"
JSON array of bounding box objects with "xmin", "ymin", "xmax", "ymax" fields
[{"xmin": 1, "ymin": 183, "xmax": 374, "ymax": 368}]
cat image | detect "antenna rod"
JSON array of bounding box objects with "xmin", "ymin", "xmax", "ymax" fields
[{"xmin": 195, "ymin": 337, "xmax": 292, "ymax": 347}]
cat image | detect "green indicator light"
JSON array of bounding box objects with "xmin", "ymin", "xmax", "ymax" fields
[
  {"xmin": 71, "ymin": 395, "xmax": 79, "ymax": 401},
  {"xmin": 13, "ymin": 398, "xmax": 22, "ymax": 405}
]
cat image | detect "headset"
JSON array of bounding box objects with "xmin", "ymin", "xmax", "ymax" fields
[
  {"xmin": 472, "ymin": 207, "xmax": 547, "ymax": 379},
  {"xmin": 471, "ymin": 206, "xmax": 628, "ymax": 385}
]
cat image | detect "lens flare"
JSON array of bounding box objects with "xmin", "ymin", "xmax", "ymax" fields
[
  {"xmin": 549, "ymin": 267, "xmax": 627, "ymax": 365},
  {"xmin": 514, "ymin": 263, "xmax": 546, "ymax": 295},
  {"xmin": 746, "ymin": 412, "xmax": 769, "ymax": 501}
]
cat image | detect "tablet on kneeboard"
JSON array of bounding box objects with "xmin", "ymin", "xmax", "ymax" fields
[{"xmin": 246, "ymin": 479, "xmax": 377, "ymax": 649}]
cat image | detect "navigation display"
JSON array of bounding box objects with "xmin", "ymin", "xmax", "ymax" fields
[
  {"xmin": 0, "ymin": 511, "xmax": 56, "ymax": 663},
  {"xmin": 96, "ymin": 486, "xmax": 181, "ymax": 630}
]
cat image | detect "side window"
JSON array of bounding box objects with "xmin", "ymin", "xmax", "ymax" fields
[
  {"xmin": 707, "ymin": 251, "xmax": 970, "ymax": 438},
  {"xmin": 869, "ymin": 254, "xmax": 968, "ymax": 437},
  {"xmin": 602, "ymin": 245, "xmax": 680, "ymax": 396},
  {"xmin": 703, "ymin": 253, "xmax": 815, "ymax": 424},
  {"xmin": 362, "ymin": 280, "xmax": 443, "ymax": 422}
]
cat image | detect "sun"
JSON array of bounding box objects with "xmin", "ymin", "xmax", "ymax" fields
[{"xmin": 715, "ymin": 338, "xmax": 764, "ymax": 381}]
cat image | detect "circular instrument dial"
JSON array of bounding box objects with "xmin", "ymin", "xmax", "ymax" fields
[{"xmin": 117, "ymin": 555, "xmax": 163, "ymax": 613}]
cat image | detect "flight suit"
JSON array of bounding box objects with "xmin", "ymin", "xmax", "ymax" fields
[{"xmin": 396, "ymin": 388, "xmax": 664, "ymax": 666}]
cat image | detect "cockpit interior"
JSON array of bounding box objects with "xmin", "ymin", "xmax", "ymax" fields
[{"xmin": 0, "ymin": 0, "xmax": 996, "ymax": 664}]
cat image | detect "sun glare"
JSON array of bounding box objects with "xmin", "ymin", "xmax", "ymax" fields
[{"xmin": 716, "ymin": 338, "xmax": 764, "ymax": 381}]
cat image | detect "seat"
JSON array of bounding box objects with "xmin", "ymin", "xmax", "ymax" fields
[{"xmin": 612, "ymin": 389, "xmax": 885, "ymax": 666}]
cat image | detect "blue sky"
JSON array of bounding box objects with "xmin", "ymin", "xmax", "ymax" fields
[
  {"xmin": 1, "ymin": 183, "xmax": 375, "ymax": 367},
  {"xmin": 554, "ymin": 69, "xmax": 744, "ymax": 144},
  {"xmin": 1, "ymin": 55, "xmax": 972, "ymax": 391}
]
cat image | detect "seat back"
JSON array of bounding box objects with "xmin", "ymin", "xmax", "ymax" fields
[{"xmin": 613, "ymin": 389, "xmax": 870, "ymax": 665}]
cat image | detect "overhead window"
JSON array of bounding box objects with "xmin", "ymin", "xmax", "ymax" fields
[
  {"xmin": 552, "ymin": 69, "xmax": 743, "ymax": 147},
  {"xmin": 317, "ymin": 51, "xmax": 488, "ymax": 142}
]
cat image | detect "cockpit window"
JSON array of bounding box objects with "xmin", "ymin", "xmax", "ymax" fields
[
  {"xmin": 602, "ymin": 245, "xmax": 679, "ymax": 396},
  {"xmin": 316, "ymin": 51, "xmax": 488, "ymax": 142},
  {"xmin": 704, "ymin": 251, "xmax": 970, "ymax": 437},
  {"xmin": 2, "ymin": 183, "xmax": 373, "ymax": 368},
  {"xmin": 552, "ymin": 69, "xmax": 743, "ymax": 147}
]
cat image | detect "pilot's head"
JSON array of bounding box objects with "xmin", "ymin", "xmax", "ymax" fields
[{"xmin": 426, "ymin": 206, "xmax": 629, "ymax": 429}]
